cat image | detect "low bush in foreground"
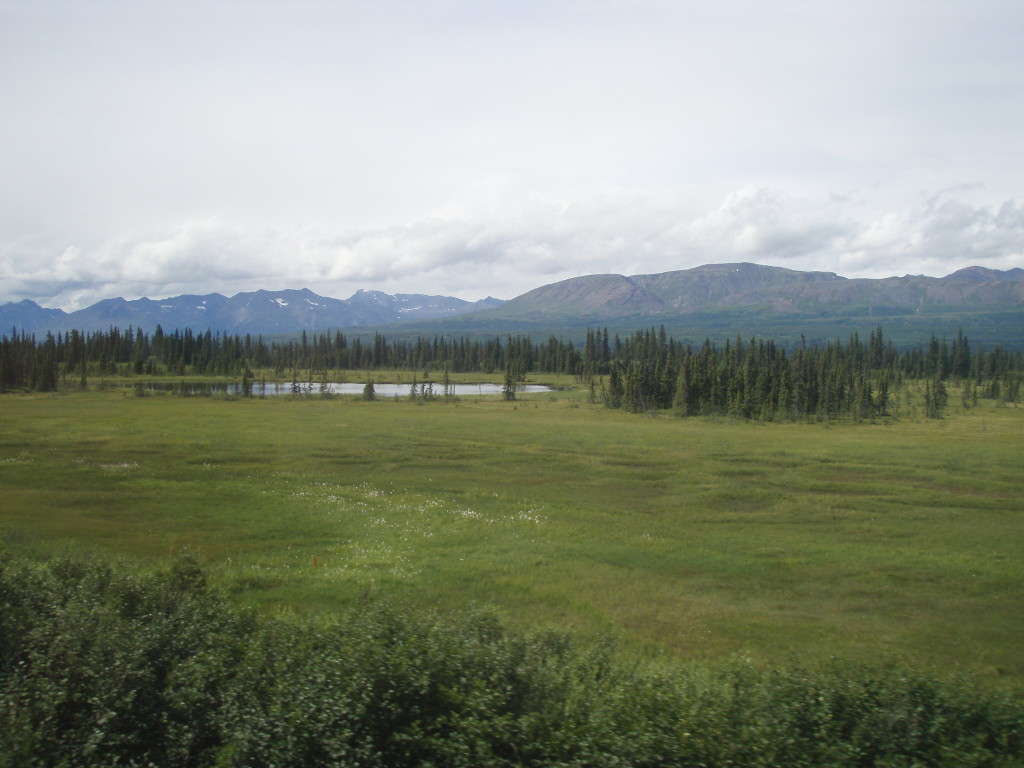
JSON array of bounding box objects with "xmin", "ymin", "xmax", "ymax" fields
[{"xmin": 1, "ymin": 552, "xmax": 1021, "ymax": 767}]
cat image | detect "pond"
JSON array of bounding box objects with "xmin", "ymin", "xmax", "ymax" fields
[{"xmin": 121, "ymin": 381, "xmax": 554, "ymax": 398}]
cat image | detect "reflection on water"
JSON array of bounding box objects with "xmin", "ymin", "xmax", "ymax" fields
[{"xmin": 121, "ymin": 381, "xmax": 553, "ymax": 398}]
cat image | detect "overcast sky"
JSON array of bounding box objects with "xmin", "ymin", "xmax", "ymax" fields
[{"xmin": 2, "ymin": 0, "xmax": 1022, "ymax": 310}]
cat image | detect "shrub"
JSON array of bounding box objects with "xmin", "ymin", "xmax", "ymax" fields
[{"xmin": 1, "ymin": 552, "xmax": 1021, "ymax": 767}]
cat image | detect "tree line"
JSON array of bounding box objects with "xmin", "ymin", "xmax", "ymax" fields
[
  {"xmin": 598, "ymin": 327, "xmax": 1020, "ymax": 421},
  {"xmin": 1, "ymin": 324, "xmax": 1020, "ymax": 419}
]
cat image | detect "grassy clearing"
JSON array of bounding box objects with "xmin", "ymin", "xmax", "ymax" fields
[{"xmin": 1, "ymin": 386, "xmax": 1022, "ymax": 686}]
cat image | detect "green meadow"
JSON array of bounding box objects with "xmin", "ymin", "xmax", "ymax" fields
[{"xmin": 2, "ymin": 381, "xmax": 1023, "ymax": 687}]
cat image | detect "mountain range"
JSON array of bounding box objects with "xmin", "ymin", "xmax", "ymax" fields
[
  {"xmin": 480, "ymin": 263, "xmax": 1024, "ymax": 321},
  {"xmin": 2, "ymin": 263, "xmax": 1022, "ymax": 344},
  {"xmin": 0, "ymin": 289, "xmax": 504, "ymax": 335}
]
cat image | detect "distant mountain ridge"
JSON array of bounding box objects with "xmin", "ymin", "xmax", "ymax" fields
[
  {"xmin": 0, "ymin": 288, "xmax": 504, "ymax": 334},
  {"xmin": 2, "ymin": 263, "xmax": 1022, "ymax": 337},
  {"xmin": 480, "ymin": 263, "xmax": 1024, "ymax": 321}
]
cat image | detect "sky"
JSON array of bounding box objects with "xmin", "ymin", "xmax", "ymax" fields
[{"xmin": 1, "ymin": 0, "xmax": 1023, "ymax": 310}]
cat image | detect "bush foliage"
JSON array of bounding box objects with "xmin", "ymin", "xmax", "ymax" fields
[{"xmin": 1, "ymin": 551, "xmax": 1022, "ymax": 767}]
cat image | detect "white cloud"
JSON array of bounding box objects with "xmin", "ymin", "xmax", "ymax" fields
[
  {"xmin": 2, "ymin": 1, "xmax": 1023, "ymax": 310},
  {"xmin": 3, "ymin": 185, "xmax": 1022, "ymax": 311},
  {"xmin": 682, "ymin": 188, "xmax": 856, "ymax": 265}
]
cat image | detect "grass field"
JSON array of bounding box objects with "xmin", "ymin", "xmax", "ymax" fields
[{"xmin": 2, "ymin": 381, "xmax": 1022, "ymax": 687}]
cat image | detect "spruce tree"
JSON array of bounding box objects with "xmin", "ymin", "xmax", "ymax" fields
[{"xmin": 502, "ymin": 363, "xmax": 516, "ymax": 401}]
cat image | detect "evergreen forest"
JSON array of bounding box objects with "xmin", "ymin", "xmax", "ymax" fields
[{"xmin": 2, "ymin": 324, "xmax": 1021, "ymax": 421}]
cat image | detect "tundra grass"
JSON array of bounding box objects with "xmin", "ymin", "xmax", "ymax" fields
[{"xmin": 1, "ymin": 388, "xmax": 1022, "ymax": 686}]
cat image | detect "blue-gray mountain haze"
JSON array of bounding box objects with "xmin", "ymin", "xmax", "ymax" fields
[{"xmin": 3, "ymin": 264, "xmax": 1021, "ymax": 338}]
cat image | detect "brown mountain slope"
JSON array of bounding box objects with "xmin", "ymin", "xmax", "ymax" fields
[
  {"xmin": 487, "ymin": 262, "xmax": 1024, "ymax": 320},
  {"xmin": 499, "ymin": 273, "xmax": 666, "ymax": 319}
]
